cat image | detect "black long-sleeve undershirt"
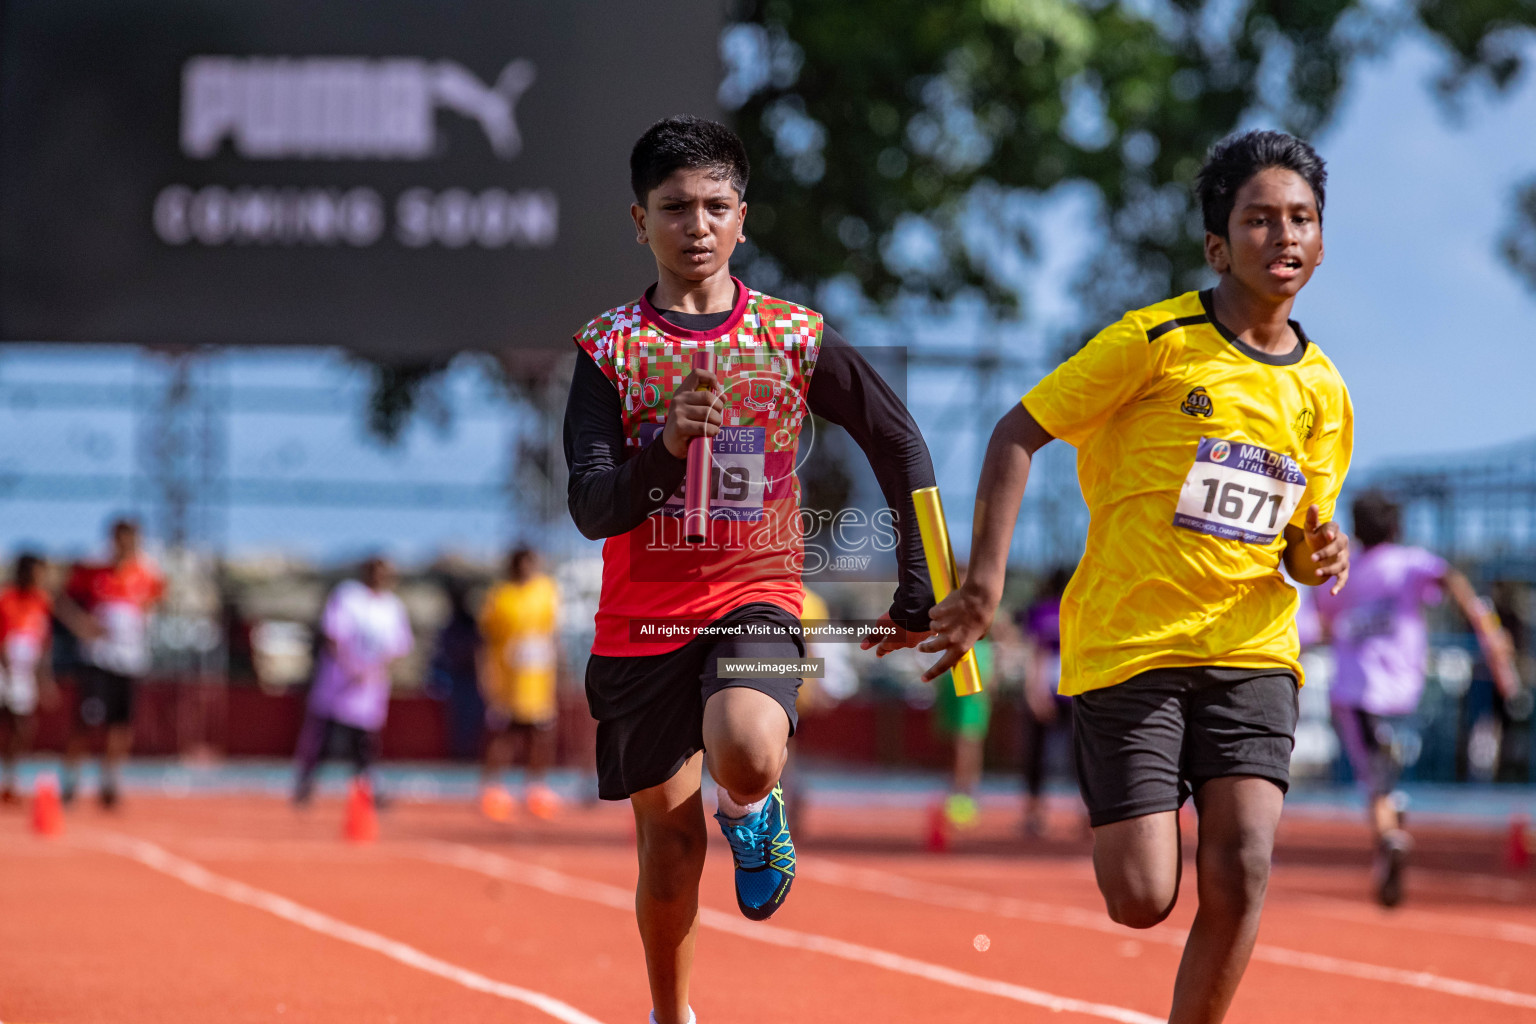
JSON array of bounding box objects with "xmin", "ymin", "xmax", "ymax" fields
[
  {"xmin": 563, "ymin": 308, "xmax": 937, "ymax": 631},
  {"xmin": 563, "ymin": 350, "xmax": 688, "ymax": 540}
]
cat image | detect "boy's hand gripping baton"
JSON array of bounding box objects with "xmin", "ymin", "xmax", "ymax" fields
[
  {"xmin": 911, "ymin": 485, "xmax": 984, "ymax": 696},
  {"xmin": 683, "ymin": 349, "xmax": 715, "ymax": 544}
]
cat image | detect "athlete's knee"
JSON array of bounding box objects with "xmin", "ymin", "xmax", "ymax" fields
[
  {"xmin": 1102, "ymin": 886, "xmax": 1178, "ymax": 929},
  {"xmin": 1096, "ymin": 858, "xmax": 1179, "ymax": 929},
  {"xmin": 703, "ymin": 688, "xmax": 789, "ymax": 793},
  {"xmin": 1202, "ymin": 836, "xmax": 1273, "ymax": 917},
  {"xmin": 713, "ymin": 744, "xmax": 782, "ymax": 800},
  {"xmin": 1092, "ymin": 815, "xmax": 1181, "ymax": 929},
  {"xmin": 636, "ymin": 819, "xmax": 706, "ymax": 902},
  {"xmin": 708, "ymin": 718, "xmax": 785, "ymax": 799}
]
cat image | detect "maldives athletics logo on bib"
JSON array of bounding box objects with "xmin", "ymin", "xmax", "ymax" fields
[{"xmin": 1173, "ymin": 436, "xmax": 1307, "ymax": 545}]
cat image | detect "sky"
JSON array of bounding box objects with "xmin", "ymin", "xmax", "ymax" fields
[
  {"xmin": 3, "ymin": 27, "xmax": 1535, "ymax": 564},
  {"xmin": 1300, "ymin": 32, "xmax": 1536, "ymax": 467}
]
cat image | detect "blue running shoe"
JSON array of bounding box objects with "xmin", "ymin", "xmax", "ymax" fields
[{"xmin": 714, "ymin": 782, "xmax": 795, "ymax": 921}]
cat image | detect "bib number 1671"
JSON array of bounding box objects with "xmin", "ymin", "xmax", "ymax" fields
[
  {"xmin": 1173, "ymin": 437, "xmax": 1306, "ymax": 544},
  {"xmin": 1199, "ymin": 479, "xmax": 1285, "ymax": 530}
]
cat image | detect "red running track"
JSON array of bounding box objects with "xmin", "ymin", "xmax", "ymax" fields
[{"xmin": 2, "ymin": 794, "xmax": 1534, "ymax": 1023}]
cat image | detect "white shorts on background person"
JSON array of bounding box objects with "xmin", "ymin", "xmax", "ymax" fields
[{"xmin": 1, "ymin": 637, "xmax": 41, "ymax": 715}]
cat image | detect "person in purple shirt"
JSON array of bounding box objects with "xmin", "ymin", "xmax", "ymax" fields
[
  {"xmin": 1316, "ymin": 491, "xmax": 1518, "ymax": 906},
  {"xmin": 293, "ymin": 557, "xmax": 415, "ymax": 805}
]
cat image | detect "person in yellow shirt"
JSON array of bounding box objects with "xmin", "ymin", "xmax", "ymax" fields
[
  {"xmin": 781, "ymin": 586, "xmax": 860, "ymax": 835},
  {"xmin": 478, "ymin": 547, "xmax": 563, "ymax": 820},
  {"xmin": 795, "ymin": 588, "xmax": 859, "ymax": 714},
  {"xmin": 923, "ymin": 131, "xmax": 1351, "ymax": 1024}
]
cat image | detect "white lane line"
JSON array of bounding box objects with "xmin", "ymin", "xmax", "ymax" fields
[
  {"xmin": 812, "ymin": 860, "xmax": 1157, "ymax": 940},
  {"xmin": 807, "ymin": 860, "xmax": 1536, "ymax": 1013},
  {"xmin": 87, "ymin": 833, "xmax": 608, "ymax": 1024},
  {"xmin": 1288, "ymin": 894, "xmax": 1536, "ymax": 948},
  {"xmin": 415, "ymin": 842, "xmax": 1163, "ymax": 1024}
]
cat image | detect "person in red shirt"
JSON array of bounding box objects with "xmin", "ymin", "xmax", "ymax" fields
[
  {"xmin": 0, "ymin": 553, "xmax": 58, "ymax": 803},
  {"xmin": 54, "ymin": 518, "xmax": 164, "ymax": 808},
  {"xmin": 567, "ymin": 117, "xmax": 936, "ymax": 1024}
]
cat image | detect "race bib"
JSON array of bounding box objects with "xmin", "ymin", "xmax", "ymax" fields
[
  {"xmin": 641, "ymin": 424, "xmax": 768, "ymax": 522},
  {"xmin": 352, "ymin": 622, "xmax": 390, "ymax": 662},
  {"xmin": 345, "ymin": 598, "xmax": 408, "ymax": 667},
  {"xmin": 1338, "ymin": 598, "xmax": 1396, "ymax": 641},
  {"xmin": 4, "ymin": 634, "xmax": 39, "ymax": 682},
  {"xmin": 90, "ymin": 600, "xmax": 150, "ymax": 676},
  {"xmin": 1173, "ymin": 437, "xmax": 1306, "ymax": 544}
]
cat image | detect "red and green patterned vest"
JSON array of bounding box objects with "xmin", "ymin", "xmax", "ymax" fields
[{"xmin": 573, "ymin": 280, "xmax": 822, "ymax": 655}]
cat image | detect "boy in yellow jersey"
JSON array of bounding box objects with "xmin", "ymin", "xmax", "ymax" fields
[
  {"xmin": 924, "ymin": 131, "xmax": 1352, "ymax": 1024},
  {"xmin": 478, "ymin": 547, "xmax": 563, "ymax": 819}
]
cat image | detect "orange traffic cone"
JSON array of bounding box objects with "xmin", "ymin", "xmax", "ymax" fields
[
  {"xmin": 31, "ymin": 772, "xmax": 64, "ymax": 837},
  {"xmin": 1505, "ymin": 815, "xmax": 1531, "ymax": 872},
  {"xmin": 925, "ymin": 801, "xmax": 950, "ymax": 853},
  {"xmin": 343, "ymin": 778, "xmax": 379, "ymax": 843}
]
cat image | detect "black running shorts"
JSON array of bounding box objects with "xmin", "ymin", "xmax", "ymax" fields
[
  {"xmin": 77, "ymin": 665, "xmax": 137, "ymax": 728},
  {"xmin": 585, "ymin": 602, "xmax": 804, "ymax": 801},
  {"xmin": 1330, "ymin": 706, "xmax": 1404, "ymax": 799},
  {"xmin": 1072, "ymin": 666, "xmax": 1299, "ymax": 828}
]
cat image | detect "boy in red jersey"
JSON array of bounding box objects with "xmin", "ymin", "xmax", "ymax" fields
[
  {"xmin": 55, "ymin": 518, "xmax": 164, "ymax": 808},
  {"xmin": 565, "ymin": 116, "xmax": 935, "ymax": 1024},
  {"xmin": 0, "ymin": 553, "xmax": 58, "ymax": 803}
]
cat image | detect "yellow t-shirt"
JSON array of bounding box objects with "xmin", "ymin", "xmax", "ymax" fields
[
  {"xmin": 1022, "ymin": 290, "xmax": 1353, "ymax": 696},
  {"xmin": 800, "ymin": 588, "xmax": 829, "ymax": 624},
  {"xmin": 478, "ymin": 575, "xmax": 561, "ymax": 721}
]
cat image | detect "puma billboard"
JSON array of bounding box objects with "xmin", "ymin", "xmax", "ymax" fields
[{"xmin": 0, "ymin": 1, "xmax": 720, "ymax": 358}]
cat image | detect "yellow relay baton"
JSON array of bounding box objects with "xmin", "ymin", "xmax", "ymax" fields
[{"xmin": 911, "ymin": 485, "xmax": 983, "ymax": 697}]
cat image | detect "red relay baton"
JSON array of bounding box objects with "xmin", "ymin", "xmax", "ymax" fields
[{"xmin": 683, "ymin": 349, "xmax": 715, "ymax": 543}]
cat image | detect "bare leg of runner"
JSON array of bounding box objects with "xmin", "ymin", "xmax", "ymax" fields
[
  {"xmin": 482, "ymin": 729, "xmax": 512, "ymax": 787},
  {"xmin": 1091, "ymin": 809, "xmax": 1183, "ymax": 929},
  {"xmin": 953, "ymin": 734, "xmax": 983, "ymax": 795},
  {"xmin": 103, "ymin": 724, "xmax": 133, "ymax": 796},
  {"xmin": 62, "ymin": 727, "xmax": 91, "ymax": 802},
  {"xmin": 1167, "ymin": 776, "xmax": 1284, "ymax": 1024},
  {"xmin": 526, "ymin": 723, "xmax": 557, "ymax": 786},
  {"xmin": 702, "ymin": 687, "xmax": 789, "ymax": 806},
  {"xmin": 630, "ymin": 752, "xmax": 706, "ymax": 1024},
  {"xmin": 0, "ymin": 713, "xmax": 19, "ymax": 798}
]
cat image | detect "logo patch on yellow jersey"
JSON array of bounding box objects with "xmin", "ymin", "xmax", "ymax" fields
[
  {"xmin": 1180, "ymin": 387, "xmax": 1214, "ymax": 418},
  {"xmin": 1293, "ymin": 408, "xmax": 1315, "ymax": 442}
]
